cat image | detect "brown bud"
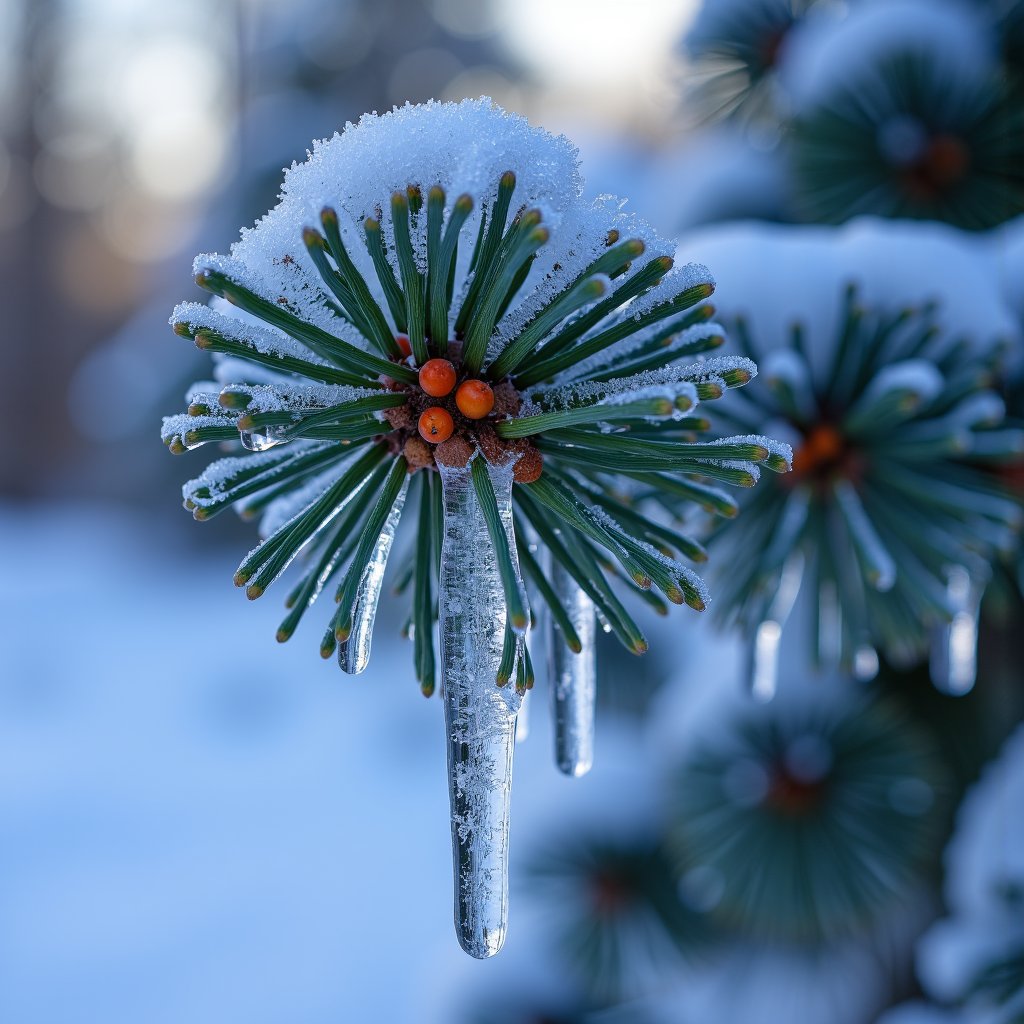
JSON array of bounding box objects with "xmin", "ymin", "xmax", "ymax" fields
[
  {"xmin": 473, "ymin": 424, "xmax": 511, "ymax": 466},
  {"xmin": 490, "ymin": 380, "xmax": 522, "ymax": 417},
  {"xmin": 382, "ymin": 403, "xmax": 415, "ymax": 431},
  {"xmin": 513, "ymin": 446, "xmax": 543, "ymax": 483},
  {"xmin": 434, "ymin": 435, "xmax": 474, "ymax": 468},
  {"xmin": 403, "ymin": 436, "xmax": 435, "ymax": 470}
]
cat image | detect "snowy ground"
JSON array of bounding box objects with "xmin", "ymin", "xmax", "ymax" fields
[
  {"xmin": 0, "ymin": 501, "xmax": 660, "ymax": 1024},
  {"xmin": 0, "ymin": 501, "xmax": 926, "ymax": 1024}
]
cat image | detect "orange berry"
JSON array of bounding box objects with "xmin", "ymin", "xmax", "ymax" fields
[
  {"xmin": 395, "ymin": 334, "xmax": 412, "ymax": 357},
  {"xmin": 792, "ymin": 424, "xmax": 844, "ymax": 477},
  {"xmin": 455, "ymin": 379, "xmax": 494, "ymax": 420},
  {"xmin": 418, "ymin": 407, "xmax": 454, "ymax": 444},
  {"xmin": 418, "ymin": 358, "xmax": 457, "ymax": 397}
]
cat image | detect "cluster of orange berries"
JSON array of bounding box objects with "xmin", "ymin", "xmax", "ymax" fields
[
  {"xmin": 386, "ymin": 333, "xmax": 543, "ymax": 480},
  {"xmin": 417, "ymin": 358, "xmax": 495, "ymax": 443}
]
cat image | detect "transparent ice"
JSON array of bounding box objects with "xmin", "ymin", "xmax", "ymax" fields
[
  {"xmin": 929, "ymin": 565, "xmax": 983, "ymax": 696},
  {"xmin": 548, "ymin": 560, "xmax": 597, "ymax": 777},
  {"xmin": 339, "ymin": 476, "xmax": 410, "ymax": 675},
  {"xmin": 515, "ymin": 687, "xmax": 530, "ymax": 743},
  {"xmin": 437, "ymin": 458, "xmax": 523, "ymax": 959},
  {"xmin": 239, "ymin": 426, "xmax": 290, "ymax": 452}
]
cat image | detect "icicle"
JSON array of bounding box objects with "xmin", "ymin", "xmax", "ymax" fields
[
  {"xmin": 548, "ymin": 560, "xmax": 597, "ymax": 776},
  {"xmin": 515, "ymin": 687, "xmax": 530, "ymax": 742},
  {"xmin": 240, "ymin": 426, "xmax": 291, "ymax": 452},
  {"xmin": 930, "ymin": 565, "xmax": 983, "ymax": 695},
  {"xmin": 338, "ymin": 476, "xmax": 410, "ymax": 675},
  {"xmin": 437, "ymin": 457, "xmax": 523, "ymax": 959},
  {"xmin": 748, "ymin": 553, "xmax": 803, "ymax": 702}
]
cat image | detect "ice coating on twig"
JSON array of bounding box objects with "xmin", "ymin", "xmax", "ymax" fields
[
  {"xmin": 339, "ymin": 476, "xmax": 409, "ymax": 674},
  {"xmin": 437, "ymin": 458, "xmax": 523, "ymax": 959},
  {"xmin": 548, "ymin": 560, "xmax": 597, "ymax": 777}
]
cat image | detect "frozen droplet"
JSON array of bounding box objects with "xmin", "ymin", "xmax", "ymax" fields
[
  {"xmin": 548, "ymin": 560, "xmax": 596, "ymax": 777},
  {"xmin": 338, "ymin": 476, "xmax": 409, "ymax": 675},
  {"xmin": 239, "ymin": 426, "xmax": 290, "ymax": 452},
  {"xmin": 437, "ymin": 458, "xmax": 523, "ymax": 959},
  {"xmin": 930, "ymin": 565, "xmax": 983, "ymax": 695}
]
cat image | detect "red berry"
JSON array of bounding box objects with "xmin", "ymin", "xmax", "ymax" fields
[
  {"xmin": 455, "ymin": 379, "xmax": 494, "ymax": 420},
  {"xmin": 395, "ymin": 334, "xmax": 412, "ymax": 357},
  {"xmin": 418, "ymin": 407, "xmax": 454, "ymax": 444},
  {"xmin": 418, "ymin": 358, "xmax": 457, "ymax": 398}
]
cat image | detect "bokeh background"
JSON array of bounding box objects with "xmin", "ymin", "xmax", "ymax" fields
[{"xmin": 1, "ymin": 1, "xmax": 1022, "ymax": 1022}]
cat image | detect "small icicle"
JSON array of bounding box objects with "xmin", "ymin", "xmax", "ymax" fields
[
  {"xmin": 548, "ymin": 560, "xmax": 597, "ymax": 776},
  {"xmin": 515, "ymin": 687, "xmax": 530, "ymax": 742},
  {"xmin": 437, "ymin": 457, "xmax": 523, "ymax": 959},
  {"xmin": 748, "ymin": 554, "xmax": 803, "ymax": 702},
  {"xmin": 930, "ymin": 565, "xmax": 983, "ymax": 695},
  {"xmin": 339, "ymin": 476, "xmax": 410, "ymax": 675},
  {"xmin": 240, "ymin": 425, "xmax": 291, "ymax": 452}
]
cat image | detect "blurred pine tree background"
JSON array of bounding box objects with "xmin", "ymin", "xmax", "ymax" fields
[{"xmin": 0, "ymin": 1, "xmax": 1021, "ymax": 1022}]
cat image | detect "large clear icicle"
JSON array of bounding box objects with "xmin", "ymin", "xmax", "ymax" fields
[
  {"xmin": 930, "ymin": 565, "xmax": 983, "ymax": 695},
  {"xmin": 437, "ymin": 458, "xmax": 523, "ymax": 959},
  {"xmin": 548, "ymin": 559, "xmax": 597, "ymax": 776},
  {"xmin": 338, "ymin": 476, "xmax": 410, "ymax": 674}
]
